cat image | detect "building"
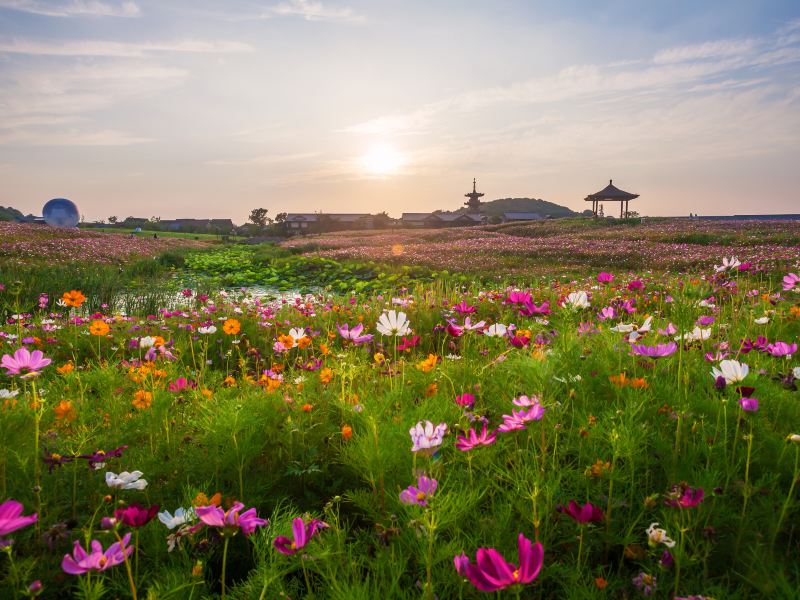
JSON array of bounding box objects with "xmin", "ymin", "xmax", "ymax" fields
[
  {"xmin": 501, "ymin": 212, "xmax": 543, "ymax": 223},
  {"xmin": 282, "ymin": 213, "xmax": 393, "ymax": 233}
]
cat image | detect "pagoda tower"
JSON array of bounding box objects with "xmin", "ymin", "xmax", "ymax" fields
[{"xmin": 464, "ymin": 178, "xmax": 484, "ymax": 212}]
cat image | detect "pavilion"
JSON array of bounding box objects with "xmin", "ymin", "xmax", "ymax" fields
[{"xmin": 585, "ymin": 180, "xmax": 639, "ymax": 218}]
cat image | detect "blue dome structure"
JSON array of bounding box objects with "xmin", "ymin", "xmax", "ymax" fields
[{"xmin": 42, "ymin": 198, "xmax": 80, "ymax": 228}]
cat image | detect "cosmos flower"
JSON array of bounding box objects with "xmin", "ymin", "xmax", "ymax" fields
[
  {"xmin": 766, "ymin": 342, "xmax": 797, "ymax": 358},
  {"xmin": 273, "ymin": 517, "xmax": 328, "ymax": 554},
  {"xmin": 710, "ymin": 360, "xmax": 749, "ymax": 385},
  {"xmin": 714, "ymin": 256, "xmax": 741, "ymax": 272},
  {"xmin": 376, "ymin": 310, "xmax": 411, "ymax": 337},
  {"xmin": 630, "ymin": 342, "xmax": 677, "ymax": 359},
  {"xmin": 559, "ymin": 500, "xmax": 604, "ymax": 524},
  {"xmin": 1, "ymin": 348, "xmax": 52, "ymax": 378},
  {"xmin": 399, "ymin": 474, "xmax": 438, "ymax": 506},
  {"xmin": 197, "ymin": 326, "xmax": 217, "ymax": 335},
  {"xmin": 114, "ymin": 503, "xmax": 160, "ymax": 528},
  {"xmin": 597, "ymin": 272, "xmax": 614, "ymax": 284},
  {"xmin": 455, "ymin": 424, "xmax": 497, "ymax": 451},
  {"xmin": 195, "ymin": 502, "xmax": 267, "ymax": 537},
  {"xmin": 781, "ymin": 273, "xmax": 799, "ymax": 292},
  {"xmin": 497, "ymin": 405, "xmax": 545, "ymax": 432},
  {"xmin": 562, "ymin": 291, "xmax": 590, "ymax": 309},
  {"xmin": 739, "ymin": 397, "xmax": 758, "ymax": 412},
  {"xmin": 484, "ymin": 323, "xmax": 508, "ymax": 337},
  {"xmin": 665, "ymin": 485, "xmax": 704, "ymax": 509},
  {"xmin": 158, "ymin": 507, "xmax": 195, "ymax": 530},
  {"xmin": 61, "ymin": 535, "xmax": 133, "ymax": 575},
  {"xmin": 336, "ymin": 323, "xmax": 374, "ymax": 345},
  {"xmin": 454, "ymin": 533, "xmax": 544, "ymax": 592},
  {"xmin": 0, "ymin": 499, "xmax": 37, "ymax": 546},
  {"xmin": 105, "ymin": 471, "xmax": 148, "ymax": 490},
  {"xmin": 646, "ymin": 523, "xmax": 676, "ymax": 548},
  {"xmin": 409, "ymin": 421, "xmax": 448, "ymax": 453}
]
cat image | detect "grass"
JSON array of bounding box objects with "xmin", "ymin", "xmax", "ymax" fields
[{"xmin": 85, "ymin": 227, "xmax": 227, "ymax": 241}]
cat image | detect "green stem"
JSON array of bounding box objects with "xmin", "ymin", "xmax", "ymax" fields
[
  {"xmin": 221, "ymin": 535, "xmax": 230, "ymax": 600},
  {"xmin": 772, "ymin": 444, "xmax": 799, "ymax": 548},
  {"xmin": 115, "ymin": 530, "xmax": 138, "ymax": 600}
]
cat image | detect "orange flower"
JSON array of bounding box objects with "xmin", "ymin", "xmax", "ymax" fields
[
  {"xmin": 223, "ymin": 319, "xmax": 241, "ymax": 335},
  {"xmin": 132, "ymin": 390, "xmax": 152, "ymax": 410},
  {"xmin": 277, "ymin": 334, "xmax": 295, "ymax": 349},
  {"xmin": 297, "ymin": 336, "xmax": 312, "ymax": 350},
  {"xmin": 54, "ymin": 400, "xmax": 77, "ymax": 422},
  {"xmin": 586, "ymin": 459, "xmax": 613, "ymax": 478},
  {"xmin": 61, "ymin": 290, "xmax": 86, "ymax": 308},
  {"xmin": 266, "ymin": 378, "xmax": 281, "ymax": 393},
  {"xmin": 223, "ymin": 375, "xmax": 236, "ymax": 387},
  {"xmin": 302, "ymin": 403, "xmax": 313, "ymax": 412},
  {"xmin": 629, "ymin": 377, "xmax": 648, "ymax": 389},
  {"xmin": 341, "ymin": 425, "xmax": 353, "ymax": 440},
  {"xmin": 609, "ymin": 373, "xmax": 628, "ymax": 387},
  {"xmin": 56, "ymin": 362, "xmax": 74, "ymax": 375},
  {"xmin": 152, "ymin": 336, "xmax": 166, "ymax": 348},
  {"xmin": 319, "ymin": 368, "xmax": 333, "ymax": 384},
  {"xmin": 425, "ymin": 383, "xmax": 438, "ymax": 398},
  {"xmin": 202, "ymin": 388, "xmax": 213, "ymax": 399},
  {"xmin": 790, "ymin": 306, "xmax": 800, "ymax": 318},
  {"xmin": 595, "ymin": 577, "xmax": 608, "ymax": 590},
  {"xmin": 319, "ymin": 342, "xmax": 329, "ymax": 355},
  {"xmin": 416, "ymin": 354, "xmax": 438, "ymax": 373},
  {"xmin": 193, "ymin": 491, "xmax": 222, "ymax": 507}
]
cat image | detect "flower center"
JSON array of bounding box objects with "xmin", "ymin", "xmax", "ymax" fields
[
  {"xmin": 416, "ymin": 492, "xmax": 427, "ymax": 501},
  {"xmin": 512, "ymin": 569, "xmax": 520, "ymax": 581},
  {"xmin": 98, "ymin": 556, "xmax": 107, "ymax": 567}
]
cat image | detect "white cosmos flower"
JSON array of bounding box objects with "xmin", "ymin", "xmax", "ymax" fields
[
  {"xmin": 563, "ymin": 291, "xmax": 590, "ymax": 309},
  {"xmin": 198, "ymin": 326, "xmax": 217, "ymax": 335},
  {"xmin": 376, "ymin": 310, "xmax": 411, "ymax": 337},
  {"xmin": 105, "ymin": 470, "xmax": 148, "ymax": 490},
  {"xmin": 646, "ymin": 523, "xmax": 676, "ymax": 548},
  {"xmin": 754, "ymin": 316, "xmax": 769, "ymax": 325},
  {"xmin": 0, "ymin": 389, "xmax": 20, "ymax": 399},
  {"xmin": 288, "ymin": 327, "xmax": 307, "ymax": 342},
  {"xmin": 158, "ymin": 507, "xmax": 195, "ymax": 530},
  {"xmin": 711, "ymin": 359, "xmax": 749, "ymax": 384},
  {"xmin": 484, "ymin": 323, "xmax": 508, "ymax": 337},
  {"xmin": 714, "ymin": 256, "xmax": 741, "ymax": 273},
  {"xmin": 675, "ymin": 327, "xmax": 711, "ymax": 343},
  {"xmin": 139, "ymin": 336, "xmax": 156, "ymax": 349},
  {"xmin": 698, "ymin": 299, "xmax": 715, "ymax": 308},
  {"xmin": 792, "ymin": 366, "xmax": 800, "ymax": 380}
]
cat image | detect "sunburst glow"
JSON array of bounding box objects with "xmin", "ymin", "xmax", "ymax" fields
[{"xmin": 360, "ymin": 144, "xmax": 404, "ymax": 175}]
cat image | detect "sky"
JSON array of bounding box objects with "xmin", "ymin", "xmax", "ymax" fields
[{"xmin": 0, "ymin": 0, "xmax": 799, "ymax": 223}]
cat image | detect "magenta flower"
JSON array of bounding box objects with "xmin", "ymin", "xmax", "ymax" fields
[
  {"xmin": 61, "ymin": 534, "xmax": 133, "ymax": 575},
  {"xmin": 168, "ymin": 377, "xmax": 196, "ymax": 392},
  {"xmin": 559, "ymin": 500, "xmax": 604, "ymax": 524},
  {"xmin": 665, "ymin": 485, "xmax": 704, "ymax": 509},
  {"xmin": 739, "ymin": 397, "xmax": 758, "ymax": 412},
  {"xmin": 114, "ymin": 503, "xmax": 160, "ymax": 528},
  {"xmin": 456, "ymin": 424, "xmax": 497, "ymax": 452},
  {"xmin": 273, "ymin": 517, "xmax": 329, "ymax": 555},
  {"xmin": 658, "ymin": 322, "xmax": 677, "ymax": 336},
  {"xmin": 504, "ymin": 291, "xmax": 532, "ymax": 305},
  {"xmin": 0, "ymin": 500, "xmax": 37, "ymax": 545},
  {"xmin": 195, "ymin": 502, "xmax": 268, "ymax": 537},
  {"xmin": 632, "ymin": 571, "xmax": 657, "ymax": 596},
  {"xmin": 454, "ymin": 533, "xmax": 544, "ymax": 592},
  {"xmin": 766, "ymin": 341, "xmax": 797, "ymax": 358},
  {"xmin": 336, "ymin": 323, "xmax": 374, "ymax": 345},
  {"xmin": 597, "ymin": 306, "xmax": 616, "ymax": 321},
  {"xmin": 782, "ymin": 272, "xmax": 799, "ymax": 292},
  {"xmin": 396, "ymin": 336, "xmax": 420, "ymax": 352},
  {"xmin": 696, "ymin": 315, "xmax": 715, "ymax": 326},
  {"xmin": 452, "ymin": 300, "xmax": 477, "ymax": 315},
  {"xmin": 454, "ymin": 393, "xmax": 475, "ymax": 408},
  {"xmin": 597, "ymin": 272, "xmax": 614, "ymax": 284},
  {"xmin": 518, "ymin": 301, "xmax": 551, "ymax": 317},
  {"xmin": 628, "ymin": 280, "xmax": 644, "ymax": 291},
  {"xmin": 446, "ymin": 322, "xmax": 464, "ymax": 337},
  {"xmin": 497, "ymin": 405, "xmax": 545, "ymax": 432},
  {"xmin": 1, "ymin": 348, "xmax": 52, "ymax": 378},
  {"xmin": 630, "ymin": 342, "xmax": 677, "ymax": 359},
  {"xmin": 399, "ymin": 474, "xmax": 438, "ymax": 506}
]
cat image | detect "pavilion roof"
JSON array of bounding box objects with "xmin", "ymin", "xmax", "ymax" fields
[{"xmin": 585, "ymin": 180, "xmax": 639, "ymax": 201}]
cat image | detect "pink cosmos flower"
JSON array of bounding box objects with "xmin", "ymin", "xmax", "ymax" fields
[
  {"xmin": 766, "ymin": 342, "xmax": 797, "ymax": 358},
  {"xmin": 336, "ymin": 323, "xmax": 374, "ymax": 345},
  {"xmin": 454, "ymin": 533, "xmax": 544, "ymax": 592},
  {"xmin": 559, "ymin": 500, "xmax": 604, "ymax": 524},
  {"xmin": 195, "ymin": 502, "xmax": 267, "ymax": 537},
  {"xmin": 114, "ymin": 503, "xmax": 160, "ymax": 528},
  {"xmin": 409, "ymin": 421, "xmax": 448, "ymax": 453},
  {"xmin": 454, "ymin": 393, "xmax": 475, "ymax": 408},
  {"xmin": 0, "ymin": 500, "xmax": 37, "ymax": 546},
  {"xmin": 273, "ymin": 517, "xmax": 328, "ymax": 555},
  {"xmin": 658, "ymin": 322, "xmax": 677, "ymax": 336},
  {"xmin": 665, "ymin": 485, "xmax": 704, "ymax": 509},
  {"xmin": 630, "ymin": 342, "xmax": 678, "ymax": 359},
  {"xmin": 504, "ymin": 291, "xmax": 532, "ymax": 305},
  {"xmin": 518, "ymin": 301, "xmax": 551, "ymax": 317},
  {"xmin": 399, "ymin": 474, "xmax": 438, "ymax": 506},
  {"xmin": 739, "ymin": 397, "xmax": 758, "ymax": 412},
  {"xmin": 452, "ymin": 301, "xmax": 477, "ymax": 315},
  {"xmin": 782, "ymin": 273, "xmax": 799, "ymax": 291},
  {"xmin": 1, "ymin": 348, "xmax": 52, "ymax": 378},
  {"xmin": 168, "ymin": 378, "xmax": 197, "ymax": 392},
  {"xmin": 497, "ymin": 405, "xmax": 545, "ymax": 432},
  {"xmin": 61, "ymin": 534, "xmax": 133, "ymax": 575},
  {"xmin": 597, "ymin": 272, "xmax": 614, "ymax": 284},
  {"xmin": 456, "ymin": 424, "xmax": 497, "ymax": 451},
  {"xmin": 597, "ymin": 306, "xmax": 616, "ymax": 321},
  {"xmin": 512, "ymin": 395, "xmax": 541, "ymax": 407}
]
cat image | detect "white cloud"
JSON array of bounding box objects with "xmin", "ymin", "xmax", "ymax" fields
[
  {"xmin": 269, "ymin": 0, "xmax": 365, "ymax": 23},
  {"xmin": 207, "ymin": 152, "xmax": 319, "ymax": 166},
  {"xmin": 0, "ymin": 0, "xmax": 140, "ymax": 17},
  {"xmin": 0, "ymin": 38, "xmax": 253, "ymax": 57},
  {"xmin": 653, "ymin": 39, "xmax": 757, "ymax": 64},
  {"xmin": 0, "ymin": 128, "xmax": 153, "ymax": 145}
]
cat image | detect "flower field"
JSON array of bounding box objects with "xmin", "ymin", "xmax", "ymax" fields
[{"xmin": 0, "ymin": 222, "xmax": 799, "ymax": 599}]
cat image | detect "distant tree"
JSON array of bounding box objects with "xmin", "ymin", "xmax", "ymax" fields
[
  {"xmin": 598, "ymin": 205, "xmax": 604, "ymax": 218},
  {"xmin": 249, "ymin": 208, "xmax": 269, "ymax": 227},
  {"xmin": 275, "ymin": 212, "xmax": 287, "ymax": 223},
  {"xmin": 108, "ymin": 216, "xmax": 118, "ymax": 225},
  {"xmin": 149, "ymin": 216, "xmax": 161, "ymax": 223},
  {"xmin": 627, "ymin": 211, "xmax": 640, "ymax": 218}
]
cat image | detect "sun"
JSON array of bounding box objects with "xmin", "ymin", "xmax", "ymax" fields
[{"xmin": 360, "ymin": 144, "xmax": 404, "ymax": 176}]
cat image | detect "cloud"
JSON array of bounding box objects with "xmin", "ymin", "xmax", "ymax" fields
[
  {"xmin": 0, "ymin": 128, "xmax": 153, "ymax": 145},
  {"xmin": 207, "ymin": 152, "xmax": 319, "ymax": 166},
  {"xmin": 0, "ymin": 38, "xmax": 253, "ymax": 57},
  {"xmin": 653, "ymin": 39, "xmax": 757, "ymax": 64},
  {"xmin": 0, "ymin": 0, "xmax": 140, "ymax": 17},
  {"xmin": 268, "ymin": 0, "xmax": 365, "ymax": 23}
]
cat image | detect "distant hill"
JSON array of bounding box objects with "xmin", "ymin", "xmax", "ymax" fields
[
  {"xmin": 0, "ymin": 206, "xmax": 23, "ymax": 221},
  {"xmin": 477, "ymin": 197, "xmax": 577, "ymax": 217}
]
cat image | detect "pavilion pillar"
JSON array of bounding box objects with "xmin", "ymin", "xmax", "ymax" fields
[{"xmin": 619, "ymin": 202, "xmax": 623, "ymax": 219}]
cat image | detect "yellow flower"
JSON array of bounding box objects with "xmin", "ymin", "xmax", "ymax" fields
[
  {"xmin": 320, "ymin": 368, "xmax": 333, "ymax": 384},
  {"xmin": 223, "ymin": 319, "xmax": 241, "ymax": 335},
  {"xmin": 416, "ymin": 354, "xmax": 438, "ymax": 373},
  {"xmin": 373, "ymin": 352, "xmax": 385, "ymax": 364}
]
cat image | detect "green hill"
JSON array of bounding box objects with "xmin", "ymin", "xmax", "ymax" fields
[
  {"xmin": 477, "ymin": 197, "xmax": 577, "ymax": 217},
  {"xmin": 0, "ymin": 206, "xmax": 23, "ymax": 221}
]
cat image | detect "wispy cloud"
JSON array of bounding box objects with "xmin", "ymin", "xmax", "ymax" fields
[
  {"xmin": 0, "ymin": 0, "xmax": 140, "ymax": 18},
  {"xmin": 0, "ymin": 38, "xmax": 253, "ymax": 56},
  {"xmin": 207, "ymin": 152, "xmax": 319, "ymax": 166},
  {"xmin": 0, "ymin": 128, "xmax": 153, "ymax": 145},
  {"xmin": 266, "ymin": 0, "xmax": 365, "ymax": 23}
]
